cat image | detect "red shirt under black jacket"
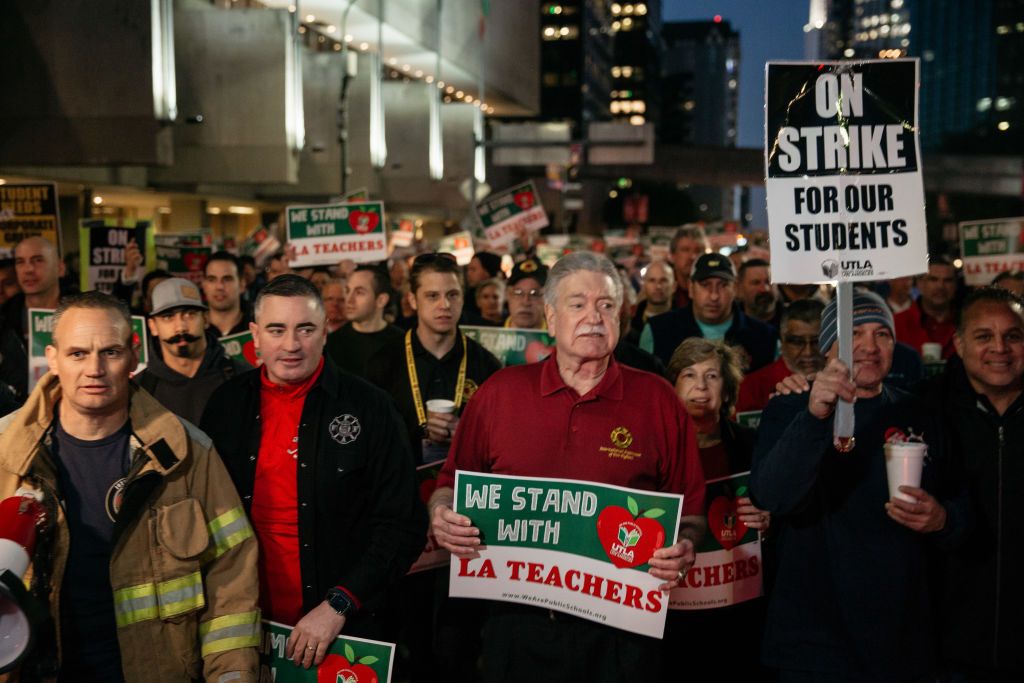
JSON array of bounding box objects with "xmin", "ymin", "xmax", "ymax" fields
[{"xmin": 438, "ymin": 352, "xmax": 705, "ymax": 517}]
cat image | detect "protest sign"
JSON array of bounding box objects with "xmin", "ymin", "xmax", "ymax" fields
[
  {"xmin": 450, "ymin": 470, "xmax": 683, "ymax": 638},
  {"xmin": 735, "ymin": 411, "xmax": 762, "ymax": 431},
  {"xmin": 78, "ymin": 219, "xmax": 155, "ymax": 293},
  {"xmin": 461, "ymin": 326, "xmax": 555, "ymax": 366},
  {"xmin": 0, "ymin": 183, "xmax": 60, "ymax": 257},
  {"xmin": 286, "ymin": 201, "xmax": 387, "ymax": 267},
  {"xmin": 958, "ymin": 217, "xmax": 1024, "ymax": 286},
  {"xmin": 476, "ymin": 182, "xmax": 549, "ymax": 249},
  {"xmin": 408, "ymin": 462, "xmax": 450, "ymax": 573},
  {"xmin": 260, "ymin": 620, "xmax": 394, "ymax": 682},
  {"xmin": 765, "ymin": 60, "xmax": 927, "ymax": 283},
  {"xmin": 155, "ymin": 231, "xmax": 213, "ymax": 248},
  {"xmin": 219, "ymin": 330, "xmax": 258, "ymax": 367},
  {"xmin": 669, "ymin": 472, "xmax": 762, "ymax": 610},
  {"xmin": 437, "ymin": 230, "xmax": 475, "ymax": 266},
  {"xmin": 155, "ymin": 240, "xmax": 212, "ymax": 285},
  {"xmin": 28, "ymin": 309, "xmax": 148, "ymax": 392},
  {"xmin": 389, "ymin": 219, "xmax": 415, "ymax": 249}
]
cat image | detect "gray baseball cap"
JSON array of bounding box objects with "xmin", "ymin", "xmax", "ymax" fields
[{"xmin": 150, "ymin": 278, "xmax": 208, "ymax": 316}]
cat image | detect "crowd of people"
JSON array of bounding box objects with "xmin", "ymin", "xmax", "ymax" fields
[{"xmin": 0, "ymin": 224, "xmax": 1019, "ymax": 682}]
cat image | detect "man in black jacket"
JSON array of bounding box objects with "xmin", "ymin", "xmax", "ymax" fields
[
  {"xmin": 640, "ymin": 253, "xmax": 776, "ymax": 371},
  {"xmin": 200, "ymin": 275, "xmax": 424, "ymax": 669},
  {"xmin": 368, "ymin": 253, "xmax": 501, "ymax": 465},
  {"xmin": 751, "ymin": 290, "xmax": 969, "ymax": 681},
  {"xmin": 134, "ymin": 278, "xmax": 249, "ymax": 424},
  {"xmin": 915, "ymin": 287, "xmax": 1024, "ymax": 680}
]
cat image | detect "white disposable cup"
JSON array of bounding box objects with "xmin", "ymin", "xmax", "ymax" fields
[
  {"xmin": 884, "ymin": 442, "xmax": 927, "ymax": 503},
  {"xmin": 921, "ymin": 342, "xmax": 942, "ymax": 362},
  {"xmin": 425, "ymin": 399, "xmax": 456, "ymax": 415}
]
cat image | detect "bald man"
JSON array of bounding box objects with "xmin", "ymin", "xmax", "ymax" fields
[{"xmin": 0, "ymin": 237, "xmax": 67, "ymax": 400}]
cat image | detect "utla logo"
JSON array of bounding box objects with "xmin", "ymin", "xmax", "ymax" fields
[
  {"xmin": 596, "ymin": 496, "xmax": 665, "ymax": 569},
  {"xmin": 513, "ymin": 190, "xmax": 535, "ymax": 210},
  {"xmin": 349, "ymin": 210, "xmax": 380, "ymax": 235},
  {"xmin": 318, "ymin": 643, "xmax": 380, "ymax": 683},
  {"xmin": 708, "ymin": 496, "xmax": 747, "ymax": 550}
]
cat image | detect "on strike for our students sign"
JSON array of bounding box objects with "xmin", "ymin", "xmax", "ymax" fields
[
  {"xmin": 450, "ymin": 470, "xmax": 683, "ymax": 638},
  {"xmin": 765, "ymin": 60, "xmax": 928, "ymax": 283}
]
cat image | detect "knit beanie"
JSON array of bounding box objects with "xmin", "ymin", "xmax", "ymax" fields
[{"xmin": 818, "ymin": 290, "xmax": 895, "ymax": 353}]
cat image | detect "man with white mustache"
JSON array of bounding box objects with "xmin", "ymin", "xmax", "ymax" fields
[{"xmin": 428, "ymin": 251, "xmax": 706, "ymax": 682}]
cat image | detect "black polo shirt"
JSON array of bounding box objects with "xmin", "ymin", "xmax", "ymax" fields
[{"xmin": 367, "ymin": 328, "xmax": 501, "ymax": 464}]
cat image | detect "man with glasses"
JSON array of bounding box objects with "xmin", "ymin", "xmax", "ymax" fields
[
  {"xmin": 641, "ymin": 254, "xmax": 776, "ymax": 371},
  {"xmin": 736, "ymin": 299, "xmax": 825, "ymax": 413},
  {"xmin": 135, "ymin": 278, "xmax": 249, "ymax": 424},
  {"xmin": 504, "ymin": 257, "xmax": 548, "ymax": 330}
]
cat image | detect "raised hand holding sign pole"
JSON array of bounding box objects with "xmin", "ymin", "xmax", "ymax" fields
[
  {"xmin": 834, "ymin": 281, "xmax": 855, "ymax": 450},
  {"xmin": 765, "ymin": 59, "xmax": 929, "ymax": 449}
]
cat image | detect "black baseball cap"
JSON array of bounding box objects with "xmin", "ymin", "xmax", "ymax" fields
[
  {"xmin": 508, "ymin": 258, "xmax": 548, "ymax": 287},
  {"xmin": 690, "ymin": 253, "xmax": 736, "ymax": 282}
]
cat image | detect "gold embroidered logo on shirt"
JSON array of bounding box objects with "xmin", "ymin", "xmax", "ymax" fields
[{"xmin": 600, "ymin": 426, "xmax": 641, "ymax": 461}]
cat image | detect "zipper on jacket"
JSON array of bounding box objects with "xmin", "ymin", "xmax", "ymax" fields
[{"xmin": 993, "ymin": 424, "xmax": 1004, "ymax": 668}]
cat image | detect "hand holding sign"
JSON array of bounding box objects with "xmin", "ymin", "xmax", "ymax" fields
[
  {"xmin": 430, "ymin": 503, "xmax": 481, "ymax": 555},
  {"xmin": 807, "ymin": 358, "xmax": 857, "ymax": 420},
  {"xmin": 648, "ymin": 538, "xmax": 696, "ymax": 591}
]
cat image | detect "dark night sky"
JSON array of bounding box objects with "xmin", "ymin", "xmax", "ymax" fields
[{"xmin": 662, "ymin": 0, "xmax": 808, "ymax": 226}]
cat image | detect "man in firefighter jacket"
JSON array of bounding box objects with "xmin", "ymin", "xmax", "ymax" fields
[{"xmin": 0, "ymin": 291, "xmax": 260, "ymax": 682}]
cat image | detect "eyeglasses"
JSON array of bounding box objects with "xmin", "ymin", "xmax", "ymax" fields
[
  {"xmin": 509, "ymin": 288, "xmax": 543, "ymax": 300},
  {"xmin": 783, "ymin": 335, "xmax": 819, "ymax": 349},
  {"xmin": 413, "ymin": 252, "xmax": 457, "ymax": 266}
]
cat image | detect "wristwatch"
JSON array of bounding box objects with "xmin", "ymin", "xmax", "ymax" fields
[{"xmin": 325, "ymin": 587, "xmax": 355, "ymax": 617}]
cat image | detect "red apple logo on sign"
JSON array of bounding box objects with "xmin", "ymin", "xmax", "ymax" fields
[
  {"xmin": 596, "ymin": 496, "xmax": 666, "ymax": 568},
  {"xmin": 349, "ymin": 210, "xmax": 380, "ymax": 235},
  {"xmin": 513, "ymin": 191, "xmax": 535, "ymax": 210},
  {"xmin": 524, "ymin": 340, "xmax": 554, "ymax": 364},
  {"xmin": 708, "ymin": 495, "xmax": 748, "ymax": 550},
  {"xmin": 318, "ymin": 644, "xmax": 380, "ymax": 683},
  {"xmin": 184, "ymin": 252, "xmax": 207, "ymax": 271}
]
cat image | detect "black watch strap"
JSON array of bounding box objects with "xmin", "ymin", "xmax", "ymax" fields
[{"xmin": 325, "ymin": 587, "xmax": 355, "ymax": 617}]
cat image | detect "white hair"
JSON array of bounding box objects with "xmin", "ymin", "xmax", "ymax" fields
[{"xmin": 544, "ymin": 251, "xmax": 624, "ymax": 309}]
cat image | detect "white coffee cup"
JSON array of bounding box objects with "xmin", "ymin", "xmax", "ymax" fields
[
  {"xmin": 884, "ymin": 442, "xmax": 927, "ymax": 503},
  {"xmin": 425, "ymin": 399, "xmax": 456, "ymax": 414},
  {"xmin": 921, "ymin": 342, "xmax": 942, "ymax": 362}
]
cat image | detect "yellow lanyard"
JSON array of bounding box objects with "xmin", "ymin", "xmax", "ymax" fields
[{"xmin": 405, "ymin": 330, "xmax": 468, "ymax": 427}]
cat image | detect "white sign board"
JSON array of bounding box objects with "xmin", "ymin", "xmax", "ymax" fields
[{"xmin": 765, "ymin": 60, "xmax": 927, "ymax": 283}]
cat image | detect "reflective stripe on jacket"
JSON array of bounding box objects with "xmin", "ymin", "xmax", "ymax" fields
[{"xmin": 0, "ymin": 373, "xmax": 261, "ymax": 682}]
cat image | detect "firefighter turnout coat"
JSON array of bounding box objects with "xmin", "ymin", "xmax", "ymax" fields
[{"xmin": 0, "ymin": 373, "xmax": 261, "ymax": 682}]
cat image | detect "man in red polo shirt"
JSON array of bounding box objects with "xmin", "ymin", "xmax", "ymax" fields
[
  {"xmin": 895, "ymin": 256, "xmax": 959, "ymax": 359},
  {"xmin": 428, "ymin": 251, "xmax": 705, "ymax": 682},
  {"xmin": 736, "ymin": 299, "xmax": 826, "ymax": 413}
]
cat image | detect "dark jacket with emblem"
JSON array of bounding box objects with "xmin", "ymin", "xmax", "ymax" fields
[
  {"xmin": 200, "ymin": 359, "xmax": 426, "ymax": 638},
  {"xmin": 366, "ymin": 329, "xmax": 501, "ymax": 465},
  {"xmin": 646, "ymin": 304, "xmax": 776, "ymax": 370},
  {"xmin": 0, "ymin": 373, "xmax": 261, "ymax": 682}
]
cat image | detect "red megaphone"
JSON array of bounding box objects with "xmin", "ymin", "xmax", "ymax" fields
[{"xmin": 0, "ymin": 495, "xmax": 46, "ymax": 673}]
